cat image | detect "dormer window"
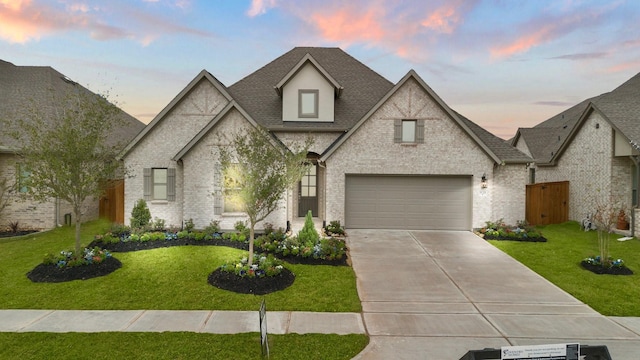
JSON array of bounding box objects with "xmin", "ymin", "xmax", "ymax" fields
[{"xmin": 299, "ymin": 90, "xmax": 319, "ymax": 118}]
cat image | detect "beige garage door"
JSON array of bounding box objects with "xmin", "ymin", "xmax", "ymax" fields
[{"xmin": 345, "ymin": 175, "xmax": 472, "ymax": 230}]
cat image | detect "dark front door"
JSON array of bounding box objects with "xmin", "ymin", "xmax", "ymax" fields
[{"xmin": 298, "ymin": 165, "xmax": 318, "ymax": 217}]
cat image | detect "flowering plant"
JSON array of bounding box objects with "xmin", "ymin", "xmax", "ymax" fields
[
  {"xmin": 43, "ymin": 246, "xmax": 112, "ymax": 268},
  {"xmin": 219, "ymin": 253, "xmax": 285, "ymax": 278},
  {"xmin": 583, "ymin": 255, "xmax": 625, "ymax": 268}
]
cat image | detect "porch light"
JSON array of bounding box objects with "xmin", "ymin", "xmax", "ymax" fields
[{"xmin": 481, "ymin": 174, "xmax": 488, "ymax": 189}]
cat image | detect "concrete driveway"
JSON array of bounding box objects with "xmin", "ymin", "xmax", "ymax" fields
[{"xmin": 348, "ymin": 230, "xmax": 640, "ymax": 359}]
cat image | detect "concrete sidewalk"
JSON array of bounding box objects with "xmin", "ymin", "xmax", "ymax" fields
[{"xmin": 0, "ymin": 309, "xmax": 365, "ymax": 335}]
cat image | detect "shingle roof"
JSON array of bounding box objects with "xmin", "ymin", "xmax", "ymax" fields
[
  {"xmin": 228, "ymin": 47, "xmax": 394, "ymax": 131},
  {"xmin": 591, "ymin": 72, "xmax": 640, "ymax": 145},
  {"xmin": 0, "ymin": 60, "xmax": 145, "ymax": 152},
  {"xmin": 455, "ymin": 111, "xmax": 532, "ymax": 163},
  {"xmin": 515, "ymin": 72, "xmax": 640, "ymax": 164}
]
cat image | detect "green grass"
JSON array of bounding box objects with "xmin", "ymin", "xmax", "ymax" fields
[
  {"xmin": 489, "ymin": 221, "xmax": 640, "ymax": 316},
  {"xmin": 0, "ymin": 220, "xmax": 361, "ymax": 312},
  {"xmin": 0, "ymin": 332, "xmax": 369, "ymax": 360}
]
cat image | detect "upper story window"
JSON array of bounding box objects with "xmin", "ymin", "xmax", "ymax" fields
[
  {"xmin": 394, "ymin": 119, "xmax": 424, "ymax": 144},
  {"xmin": 402, "ymin": 120, "xmax": 416, "ymax": 142},
  {"xmin": 298, "ymin": 89, "xmax": 319, "ymax": 118}
]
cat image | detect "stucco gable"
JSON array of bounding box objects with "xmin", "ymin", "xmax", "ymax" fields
[
  {"xmin": 120, "ymin": 70, "xmax": 232, "ymax": 159},
  {"xmin": 274, "ymin": 53, "xmax": 343, "ymax": 97}
]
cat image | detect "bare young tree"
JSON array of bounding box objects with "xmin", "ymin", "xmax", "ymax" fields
[
  {"xmin": 5, "ymin": 89, "xmax": 125, "ymax": 254},
  {"xmin": 218, "ymin": 125, "xmax": 312, "ymax": 266}
]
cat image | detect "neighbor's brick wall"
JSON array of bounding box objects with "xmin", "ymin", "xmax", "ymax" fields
[
  {"xmin": 124, "ymin": 78, "xmax": 231, "ymax": 228},
  {"xmin": 324, "ymin": 77, "xmax": 506, "ymax": 229},
  {"xmin": 534, "ymin": 112, "xmax": 628, "ymax": 221},
  {"xmin": 0, "ymin": 153, "xmax": 99, "ymax": 230}
]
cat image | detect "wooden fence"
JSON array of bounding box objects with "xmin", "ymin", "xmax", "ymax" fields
[
  {"xmin": 525, "ymin": 181, "xmax": 569, "ymax": 225},
  {"xmin": 99, "ymin": 179, "xmax": 124, "ymax": 224}
]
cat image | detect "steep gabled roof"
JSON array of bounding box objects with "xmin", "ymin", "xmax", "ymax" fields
[
  {"xmin": 274, "ymin": 53, "xmax": 343, "ymax": 97},
  {"xmin": 591, "ymin": 72, "xmax": 640, "ymax": 145},
  {"xmin": 322, "ymin": 70, "xmax": 530, "ymax": 164},
  {"xmin": 516, "ymin": 71, "xmax": 640, "ymax": 165},
  {"xmin": 120, "ymin": 70, "xmax": 232, "ymax": 159},
  {"xmin": 228, "ymin": 47, "xmax": 394, "ymax": 131},
  {"xmin": 455, "ymin": 111, "xmax": 532, "ymax": 163},
  {"xmin": 0, "ymin": 60, "xmax": 144, "ymax": 153},
  {"xmin": 173, "ymin": 100, "xmax": 262, "ymax": 161}
]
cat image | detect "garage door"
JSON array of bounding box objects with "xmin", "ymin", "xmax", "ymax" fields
[{"xmin": 345, "ymin": 175, "xmax": 472, "ymax": 230}]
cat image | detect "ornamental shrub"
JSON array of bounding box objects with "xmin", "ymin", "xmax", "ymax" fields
[
  {"xmin": 298, "ymin": 210, "xmax": 319, "ymax": 244},
  {"xmin": 130, "ymin": 199, "xmax": 151, "ymax": 229}
]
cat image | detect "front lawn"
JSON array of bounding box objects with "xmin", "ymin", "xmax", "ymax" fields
[
  {"xmin": 489, "ymin": 221, "xmax": 640, "ymax": 316},
  {"xmin": 0, "ymin": 332, "xmax": 368, "ymax": 360},
  {"xmin": 0, "ymin": 220, "xmax": 361, "ymax": 312}
]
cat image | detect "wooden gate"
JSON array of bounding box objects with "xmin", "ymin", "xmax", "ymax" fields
[
  {"xmin": 526, "ymin": 181, "xmax": 569, "ymax": 225},
  {"xmin": 99, "ymin": 179, "xmax": 124, "ymax": 224}
]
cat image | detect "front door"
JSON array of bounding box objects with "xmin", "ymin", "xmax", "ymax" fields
[{"xmin": 298, "ymin": 165, "xmax": 318, "ymax": 217}]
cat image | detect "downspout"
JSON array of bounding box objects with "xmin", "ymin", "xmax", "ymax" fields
[{"xmin": 631, "ymin": 155, "xmax": 640, "ymax": 237}]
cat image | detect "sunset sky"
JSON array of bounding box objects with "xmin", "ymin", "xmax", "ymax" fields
[{"xmin": 2, "ymin": 0, "xmax": 639, "ymax": 139}]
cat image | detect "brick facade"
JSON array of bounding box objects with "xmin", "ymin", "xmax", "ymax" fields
[
  {"xmin": 534, "ymin": 112, "xmax": 634, "ymax": 222},
  {"xmin": 124, "ymin": 69, "xmax": 527, "ymax": 231}
]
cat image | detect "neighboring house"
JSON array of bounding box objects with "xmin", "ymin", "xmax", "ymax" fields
[
  {"xmin": 121, "ymin": 47, "xmax": 531, "ymax": 231},
  {"xmin": 0, "ymin": 60, "xmax": 145, "ymax": 230},
  {"xmin": 512, "ymin": 72, "xmax": 640, "ymax": 234}
]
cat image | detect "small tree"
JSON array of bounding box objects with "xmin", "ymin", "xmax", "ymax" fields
[
  {"xmin": 130, "ymin": 199, "xmax": 151, "ymax": 229},
  {"xmin": 4, "ymin": 89, "xmax": 125, "ymax": 254},
  {"xmin": 592, "ymin": 198, "xmax": 618, "ymax": 266},
  {"xmin": 218, "ymin": 126, "xmax": 312, "ymax": 266}
]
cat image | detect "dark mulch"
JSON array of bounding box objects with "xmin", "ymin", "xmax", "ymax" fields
[
  {"xmin": 581, "ymin": 261, "xmax": 634, "ymax": 275},
  {"xmin": 484, "ymin": 235, "xmax": 547, "ymax": 242},
  {"xmin": 208, "ymin": 268, "xmax": 295, "ymax": 295},
  {"xmin": 276, "ymin": 254, "xmax": 348, "ymax": 266},
  {"xmin": 0, "ymin": 230, "xmax": 39, "ymax": 239},
  {"xmin": 89, "ymin": 239, "xmax": 348, "ymax": 266},
  {"xmin": 88, "ymin": 238, "xmax": 249, "ymax": 252},
  {"xmin": 26, "ymin": 257, "xmax": 123, "ymax": 283}
]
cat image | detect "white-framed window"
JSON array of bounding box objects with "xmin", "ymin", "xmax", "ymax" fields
[
  {"xmin": 152, "ymin": 168, "xmax": 167, "ymax": 200},
  {"xmin": 143, "ymin": 168, "xmax": 175, "ymax": 201},
  {"xmin": 223, "ymin": 164, "xmax": 244, "ymax": 213},
  {"xmin": 298, "ymin": 89, "xmax": 319, "ymax": 118},
  {"xmin": 394, "ymin": 119, "xmax": 424, "ymax": 144},
  {"xmin": 402, "ymin": 120, "xmax": 416, "ymax": 142}
]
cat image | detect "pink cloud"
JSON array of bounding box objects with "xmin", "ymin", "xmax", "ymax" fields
[
  {"xmin": 310, "ymin": 6, "xmax": 387, "ymax": 45},
  {"xmin": 490, "ymin": 4, "xmax": 618, "ymax": 58},
  {"xmin": 247, "ymin": 0, "xmax": 277, "ymax": 17},
  {"xmin": 421, "ymin": 2, "xmax": 464, "ymax": 34},
  {"xmin": 0, "ymin": 0, "xmax": 212, "ymax": 45},
  {"xmin": 607, "ymin": 60, "xmax": 640, "ymax": 73}
]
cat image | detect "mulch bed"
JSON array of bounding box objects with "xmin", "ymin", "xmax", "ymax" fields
[
  {"xmin": 0, "ymin": 230, "xmax": 39, "ymax": 239},
  {"xmin": 581, "ymin": 261, "xmax": 634, "ymax": 275},
  {"xmin": 208, "ymin": 268, "xmax": 295, "ymax": 295},
  {"xmin": 26, "ymin": 257, "xmax": 123, "ymax": 283},
  {"xmin": 88, "ymin": 238, "xmax": 249, "ymax": 252},
  {"xmin": 27, "ymin": 239, "xmax": 347, "ymax": 295},
  {"xmin": 483, "ymin": 235, "xmax": 547, "ymax": 242}
]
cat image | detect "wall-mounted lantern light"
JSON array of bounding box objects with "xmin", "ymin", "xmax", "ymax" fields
[{"xmin": 481, "ymin": 173, "xmax": 488, "ymax": 189}]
